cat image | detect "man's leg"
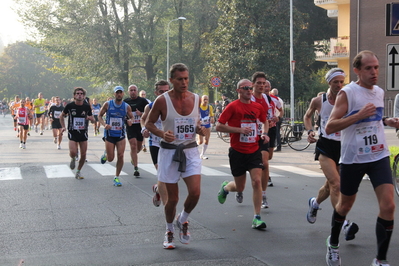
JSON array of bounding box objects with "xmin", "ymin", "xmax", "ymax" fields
[
  {"xmin": 129, "ymin": 137, "xmax": 138, "ymax": 166},
  {"xmin": 319, "ymin": 155, "xmax": 340, "ymax": 207},
  {"xmin": 77, "ymin": 141, "xmax": 88, "ymax": 171},
  {"xmin": 260, "ymin": 150, "xmax": 270, "ymax": 207},
  {"xmin": 249, "ymin": 168, "xmax": 263, "ymax": 215},
  {"xmin": 115, "ymin": 139, "xmax": 126, "ymax": 177}
]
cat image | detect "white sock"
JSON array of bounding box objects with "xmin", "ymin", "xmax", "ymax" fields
[
  {"xmin": 166, "ymin": 223, "xmax": 174, "ymax": 232},
  {"xmin": 313, "ymin": 199, "xmax": 320, "ymax": 208},
  {"xmin": 202, "ymin": 144, "xmax": 208, "ymax": 156},
  {"xmin": 262, "ymin": 191, "xmax": 266, "ymax": 196},
  {"xmin": 179, "ymin": 210, "xmax": 190, "ymax": 224}
]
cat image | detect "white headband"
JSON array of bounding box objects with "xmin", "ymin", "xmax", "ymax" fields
[{"xmin": 326, "ymin": 71, "xmax": 346, "ymax": 83}]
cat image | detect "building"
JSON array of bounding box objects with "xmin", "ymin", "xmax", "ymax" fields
[{"xmin": 314, "ymin": 0, "xmax": 399, "ymax": 114}]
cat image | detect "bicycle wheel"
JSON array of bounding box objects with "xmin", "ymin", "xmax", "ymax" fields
[
  {"xmin": 287, "ymin": 129, "xmax": 310, "ymax": 151},
  {"xmin": 280, "ymin": 124, "xmax": 291, "ymax": 146},
  {"xmin": 392, "ymin": 154, "xmax": 399, "ymax": 196},
  {"xmin": 217, "ymin": 130, "xmax": 230, "ymax": 143}
]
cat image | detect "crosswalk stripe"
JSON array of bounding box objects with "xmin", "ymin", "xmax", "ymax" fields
[
  {"xmin": 0, "ymin": 167, "xmax": 22, "ymax": 180},
  {"xmin": 44, "ymin": 165, "xmax": 75, "ymax": 178},
  {"xmin": 138, "ymin": 164, "xmax": 157, "ymax": 175},
  {"xmin": 220, "ymin": 164, "xmax": 284, "ymax": 177},
  {"xmin": 88, "ymin": 164, "xmax": 128, "ymax": 176},
  {"xmin": 201, "ymin": 166, "xmax": 230, "ymax": 176},
  {"xmin": 271, "ymin": 165, "xmax": 323, "ymax": 177}
]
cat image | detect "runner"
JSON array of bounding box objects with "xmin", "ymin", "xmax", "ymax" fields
[
  {"xmin": 33, "ymin": 92, "xmax": 46, "ymax": 135},
  {"xmin": 15, "ymin": 99, "xmax": 33, "ymax": 149},
  {"xmin": 92, "ymin": 98, "xmax": 101, "ymax": 136},
  {"xmin": 59, "ymin": 87, "xmax": 95, "ymax": 180},
  {"xmin": 216, "ymin": 78, "xmax": 269, "ymax": 229},
  {"xmin": 124, "ymin": 84, "xmax": 148, "ymax": 177},
  {"xmin": 197, "ymin": 95, "xmax": 214, "ymax": 159},
  {"xmin": 98, "ymin": 86, "xmax": 134, "ymax": 187},
  {"xmin": 48, "ymin": 96, "xmax": 65, "ymax": 150},
  {"xmin": 9, "ymin": 95, "xmax": 21, "ymax": 133},
  {"xmin": 141, "ymin": 80, "xmax": 170, "ymax": 207},
  {"xmin": 145, "ymin": 63, "xmax": 204, "ymax": 249}
]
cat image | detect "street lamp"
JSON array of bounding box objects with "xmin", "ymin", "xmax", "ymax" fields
[{"xmin": 167, "ymin": 16, "xmax": 186, "ymax": 79}]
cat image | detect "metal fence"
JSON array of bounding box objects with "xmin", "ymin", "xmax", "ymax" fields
[{"xmin": 281, "ymin": 97, "xmax": 395, "ymax": 122}]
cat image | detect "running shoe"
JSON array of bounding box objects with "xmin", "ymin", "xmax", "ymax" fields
[
  {"xmin": 75, "ymin": 171, "xmax": 84, "ymax": 179},
  {"xmin": 57, "ymin": 145, "xmax": 61, "ymax": 150},
  {"xmin": 307, "ymin": 197, "xmax": 320, "ymax": 224},
  {"xmin": 261, "ymin": 195, "xmax": 269, "ymax": 208},
  {"xmin": 152, "ymin": 184, "xmax": 161, "ymax": 207},
  {"xmin": 40, "ymin": 131, "xmax": 43, "ymax": 135},
  {"xmin": 201, "ymin": 155, "xmax": 209, "ymax": 160},
  {"xmin": 54, "ymin": 137, "xmax": 57, "ymax": 144},
  {"xmin": 326, "ymin": 236, "xmax": 341, "ymax": 266},
  {"xmin": 163, "ymin": 230, "xmax": 175, "ymax": 249},
  {"xmin": 268, "ymin": 177, "xmax": 273, "ymax": 187},
  {"xmin": 70, "ymin": 157, "xmax": 76, "ymax": 170},
  {"xmin": 22, "ymin": 144, "xmax": 26, "ymax": 149},
  {"xmin": 142, "ymin": 145, "xmax": 147, "ymax": 152},
  {"xmin": 14, "ymin": 127, "xmax": 16, "ymax": 131},
  {"xmin": 218, "ymin": 181, "xmax": 229, "ymax": 204},
  {"xmin": 35, "ymin": 126, "xmax": 38, "ymax": 133},
  {"xmin": 343, "ymin": 220, "xmax": 359, "ymax": 241},
  {"xmin": 113, "ymin": 177, "xmax": 122, "ymax": 187},
  {"xmin": 176, "ymin": 214, "xmax": 190, "ymax": 244},
  {"xmin": 236, "ymin": 192, "xmax": 243, "ymax": 203},
  {"xmin": 371, "ymin": 258, "xmax": 390, "ymax": 266},
  {"xmin": 134, "ymin": 166, "xmax": 140, "ymax": 177},
  {"xmin": 252, "ymin": 216, "xmax": 267, "ymax": 229},
  {"xmin": 19, "ymin": 143, "xmax": 23, "ymax": 149},
  {"xmin": 100, "ymin": 152, "xmax": 107, "ymax": 164},
  {"xmin": 27, "ymin": 132, "xmax": 30, "ymax": 136}
]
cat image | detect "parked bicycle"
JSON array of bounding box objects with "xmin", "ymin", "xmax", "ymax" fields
[{"xmin": 279, "ymin": 120, "xmax": 311, "ymax": 151}]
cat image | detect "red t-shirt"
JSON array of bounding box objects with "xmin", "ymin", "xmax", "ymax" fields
[{"xmin": 218, "ymin": 99, "xmax": 266, "ymax": 154}]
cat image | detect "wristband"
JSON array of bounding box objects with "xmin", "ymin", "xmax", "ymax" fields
[
  {"xmin": 307, "ymin": 129, "xmax": 314, "ymax": 135},
  {"xmin": 262, "ymin": 133, "xmax": 268, "ymax": 136},
  {"xmin": 382, "ymin": 116, "xmax": 388, "ymax": 126},
  {"xmin": 141, "ymin": 127, "xmax": 147, "ymax": 134}
]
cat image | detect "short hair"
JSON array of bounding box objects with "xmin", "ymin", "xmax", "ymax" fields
[
  {"xmin": 251, "ymin": 72, "xmax": 267, "ymax": 83},
  {"xmin": 170, "ymin": 63, "xmax": 189, "ymax": 79},
  {"xmin": 353, "ymin": 50, "xmax": 378, "ymax": 69},
  {"xmin": 155, "ymin": 80, "xmax": 170, "ymax": 90},
  {"xmin": 73, "ymin": 87, "xmax": 86, "ymax": 95},
  {"xmin": 237, "ymin": 79, "xmax": 252, "ymax": 90}
]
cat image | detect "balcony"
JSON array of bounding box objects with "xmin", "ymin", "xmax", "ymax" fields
[
  {"xmin": 314, "ymin": 36, "xmax": 349, "ymax": 61},
  {"xmin": 314, "ymin": 0, "xmax": 350, "ymax": 10},
  {"xmin": 327, "ymin": 9, "xmax": 338, "ymax": 18}
]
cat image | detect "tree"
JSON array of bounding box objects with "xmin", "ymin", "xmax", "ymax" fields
[{"xmin": 0, "ymin": 42, "xmax": 91, "ymax": 100}]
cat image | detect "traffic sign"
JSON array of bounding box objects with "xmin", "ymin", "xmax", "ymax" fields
[
  {"xmin": 211, "ymin": 76, "xmax": 221, "ymax": 87},
  {"xmin": 387, "ymin": 44, "xmax": 399, "ymax": 90}
]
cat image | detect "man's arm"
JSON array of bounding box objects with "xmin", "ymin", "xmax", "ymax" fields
[
  {"xmin": 326, "ymin": 91, "xmax": 376, "ymax": 135},
  {"xmin": 98, "ymin": 101, "xmax": 109, "ymax": 129},
  {"xmin": 303, "ymin": 96, "xmax": 320, "ymax": 143},
  {"xmin": 141, "ymin": 104, "xmax": 151, "ymax": 138},
  {"xmin": 145, "ymin": 96, "xmax": 175, "ymax": 143}
]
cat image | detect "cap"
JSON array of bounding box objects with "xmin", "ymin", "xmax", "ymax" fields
[{"xmin": 113, "ymin": 86, "xmax": 124, "ymax": 93}]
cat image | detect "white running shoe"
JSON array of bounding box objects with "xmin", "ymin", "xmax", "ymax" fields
[
  {"xmin": 371, "ymin": 258, "xmax": 390, "ymax": 266},
  {"xmin": 19, "ymin": 143, "xmax": 23, "ymax": 149},
  {"xmin": 307, "ymin": 197, "xmax": 320, "ymax": 224},
  {"xmin": 326, "ymin": 236, "xmax": 341, "ymax": 266},
  {"xmin": 163, "ymin": 230, "xmax": 175, "ymax": 249},
  {"xmin": 176, "ymin": 214, "xmax": 190, "ymax": 244},
  {"xmin": 57, "ymin": 145, "xmax": 61, "ymax": 150},
  {"xmin": 235, "ymin": 192, "xmax": 243, "ymax": 203},
  {"xmin": 261, "ymin": 195, "xmax": 269, "ymax": 208}
]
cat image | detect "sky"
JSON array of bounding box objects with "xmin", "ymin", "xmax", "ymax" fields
[{"xmin": 0, "ymin": 0, "xmax": 28, "ymax": 46}]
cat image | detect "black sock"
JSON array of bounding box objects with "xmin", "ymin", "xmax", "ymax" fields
[
  {"xmin": 376, "ymin": 217, "xmax": 394, "ymax": 261},
  {"xmin": 330, "ymin": 209, "xmax": 346, "ymax": 246}
]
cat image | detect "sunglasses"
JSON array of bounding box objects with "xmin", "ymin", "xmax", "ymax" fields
[
  {"xmin": 241, "ymin": 86, "xmax": 253, "ymax": 90},
  {"xmin": 75, "ymin": 92, "xmax": 84, "ymax": 95}
]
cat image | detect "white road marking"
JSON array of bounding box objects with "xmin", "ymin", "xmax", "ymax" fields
[
  {"xmin": 221, "ymin": 164, "xmax": 284, "ymax": 177},
  {"xmin": 270, "ymin": 165, "xmax": 324, "ymax": 177},
  {"xmin": 44, "ymin": 165, "xmax": 75, "ymax": 178},
  {"xmin": 0, "ymin": 167, "xmax": 22, "ymax": 180},
  {"xmin": 88, "ymin": 164, "xmax": 127, "ymax": 176},
  {"xmin": 201, "ymin": 166, "xmax": 230, "ymax": 176}
]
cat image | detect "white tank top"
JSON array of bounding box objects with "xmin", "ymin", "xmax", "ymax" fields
[
  {"xmin": 340, "ymin": 82, "xmax": 389, "ymax": 164},
  {"xmin": 162, "ymin": 92, "xmax": 199, "ymax": 145},
  {"xmin": 319, "ymin": 93, "xmax": 341, "ymax": 141}
]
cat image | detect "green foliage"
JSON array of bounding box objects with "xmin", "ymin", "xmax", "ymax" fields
[
  {"xmin": 0, "ymin": 42, "xmax": 92, "ymax": 100},
  {"xmin": 389, "ymin": 146, "xmax": 399, "ymax": 169}
]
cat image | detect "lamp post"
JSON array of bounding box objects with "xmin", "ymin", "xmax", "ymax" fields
[
  {"xmin": 289, "ymin": 0, "xmax": 295, "ymax": 125},
  {"xmin": 167, "ymin": 16, "xmax": 186, "ymax": 79}
]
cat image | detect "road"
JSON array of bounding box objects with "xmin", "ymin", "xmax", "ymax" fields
[{"xmin": 0, "ymin": 115, "xmax": 399, "ymax": 266}]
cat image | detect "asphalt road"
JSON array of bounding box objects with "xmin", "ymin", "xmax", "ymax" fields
[{"xmin": 0, "ymin": 114, "xmax": 399, "ymax": 266}]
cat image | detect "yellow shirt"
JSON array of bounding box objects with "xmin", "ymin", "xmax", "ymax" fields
[{"xmin": 33, "ymin": 98, "xmax": 46, "ymax": 114}]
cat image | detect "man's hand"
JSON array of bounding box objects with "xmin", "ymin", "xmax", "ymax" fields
[
  {"xmin": 163, "ymin": 130, "xmax": 175, "ymax": 143},
  {"xmin": 261, "ymin": 134, "xmax": 270, "ymax": 144},
  {"xmin": 240, "ymin": 126, "xmax": 253, "ymax": 135},
  {"xmin": 307, "ymin": 131, "xmax": 317, "ymax": 143}
]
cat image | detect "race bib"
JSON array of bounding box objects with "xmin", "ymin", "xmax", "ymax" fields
[
  {"xmin": 54, "ymin": 111, "xmax": 61, "ymax": 119},
  {"xmin": 355, "ymin": 125, "xmax": 384, "ymax": 155},
  {"xmin": 240, "ymin": 122, "xmax": 257, "ymax": 143},
  {"xmin": 73, "ymin": 117, "xmax": 85, "ymax": 130},
  {"xmin": 257, "ymin": 119, "xmax": 263, "ymax": 135},
  {"xmin": 132, "ymin": 112, "xmax": 141, "ymax": 124},
  {"xmin": 174, "ymin": 118, "xmax": 196, "ymax": 140},
  {"xmin": 110, "ymin": 117, "xmax": 123, "ymax": 131},
  {"xmin": 18, "ymin": 116, "xmax": 26, "ymax": 124},
  {"xmin": 40, "ymin": 106, "xmax": 45, "ymax": 112},
  {"xmin": 93, "ymin": 109, "xmax": 100, "ymax": 115},
  {"xmin": 201, "ymin": 116, "xmax": 210, "ymax": 125}
]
